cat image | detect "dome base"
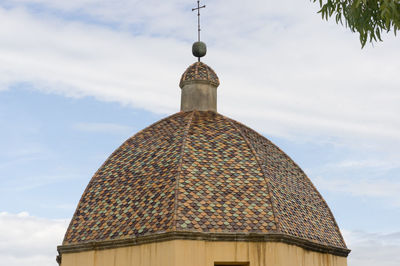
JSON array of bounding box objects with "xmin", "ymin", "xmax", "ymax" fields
[{"xmin": 59, "ymin": 238, "xmax": 348, "ymax": 266}]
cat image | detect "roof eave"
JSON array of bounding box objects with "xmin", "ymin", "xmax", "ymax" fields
[{"xmin": 58, "ymin": 231, "xmax": 350, "ymax": 257}]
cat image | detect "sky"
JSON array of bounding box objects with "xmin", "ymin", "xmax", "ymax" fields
[{"xmin": 0, "ymin": 0, "xmax": 399, "ymax": 265}]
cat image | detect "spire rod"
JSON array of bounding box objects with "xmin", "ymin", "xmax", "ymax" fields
[
  {"xmin": 192, "ymin": 0, "xmax": 206, "ymax": 43},
  {"xmin": 191, "ymin": 1, "xmax": 207, "ymax": 62}
]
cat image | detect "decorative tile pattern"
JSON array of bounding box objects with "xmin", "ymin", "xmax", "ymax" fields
[
  {"xmin": 179, "ymin": 62, "xmax": 220, "ymax": 88},
  {"xmin": 63, "ymin": 112, "xmax": 192, "ymax": 244},
  {"xmin": 176, "ymin": 112, "xmax": 277, "ymax": 232},
  {"xmin": 230, "ymin": 118, "xmax": 346, "ymax": 248},
  {"xmin": 63, "ymin": 111, "xmax": 346, "ymax": 250}
]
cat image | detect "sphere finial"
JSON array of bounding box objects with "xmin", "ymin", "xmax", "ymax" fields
[{"xmin": 192, "ymin": 41, "xmax": 207, "ymax": 60}]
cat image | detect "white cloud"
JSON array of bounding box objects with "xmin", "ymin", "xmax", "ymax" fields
[
  {"xmin": 331, "ymin": 159, "xmax": 399, "ymax": 170},
  {"xmin": 0, "ymin": 6, "xmax": 183, "ymax": 113},
  {"xmin": 309, "ymin": 158, "xmax": 400, "ymax": 206},
  {"xmin": 0, "ymin": 144, "xmax": 50, "ymax": 168},
  {"xmin": 0, "ymin": 212, "xmax": 68, "ymax": 266},
  {"xmin": 314, "ymin": 176, "xmax": 400, "ymax": 206},
  {"xmin": 344, "ymin": 230, "xmax": 400, "ymax": 266},
  {"xmin": 0, "ymin": 1, "xmax": 399, "ymax": 152},
  {"xmin": 73, "ymin": 122, "xmax": 133, "ymax": 134},
  {"xmin": 1, "ymin": 174, "xmax": 80, "ymax": 192}
]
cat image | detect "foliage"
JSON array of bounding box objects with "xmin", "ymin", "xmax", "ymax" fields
[{"xmin": 314, "ymin": 0, "xmax": 400, "ymax": 47}]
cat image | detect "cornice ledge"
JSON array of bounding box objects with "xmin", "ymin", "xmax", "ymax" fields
[{"xmin": 58, "ymin": 231, "xmax": 350, "ymax": 257}]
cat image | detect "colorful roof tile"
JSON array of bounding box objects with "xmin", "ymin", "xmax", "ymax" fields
[
  {"xmin": 62, "ymin": 111, "xmax": 348, "ymax": 254},
  {"xmin": 179, "ymin": 62, "xmax": 220, "ymax": 88}
]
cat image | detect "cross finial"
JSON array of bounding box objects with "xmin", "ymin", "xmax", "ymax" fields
[{"xmin": 192, "ymin": 0, "xmax": 206, "ymax": 42}]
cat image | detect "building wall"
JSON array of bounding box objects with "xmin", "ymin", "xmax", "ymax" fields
[{"xmin": 61, "ymin": 240, "xmax": 347, "ymax": 266}]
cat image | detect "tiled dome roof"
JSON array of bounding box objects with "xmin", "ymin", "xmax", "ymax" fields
[
  {"xmin": 179, "ymin": 62, "xmax": 220, "ymax": 88},
  {"xmin": 61, "ymin": 111, "xmax": 349, "ymax": 256}
]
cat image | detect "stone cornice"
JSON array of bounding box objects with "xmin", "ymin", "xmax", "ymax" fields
[{"xmin": 58, "ymin": 231, "xmax": 350, "ymax": 257}]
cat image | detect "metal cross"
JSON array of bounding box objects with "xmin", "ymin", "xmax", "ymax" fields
[{"xmin": 192, "ymin": 0, "xmax": 206, "ymax": 42}]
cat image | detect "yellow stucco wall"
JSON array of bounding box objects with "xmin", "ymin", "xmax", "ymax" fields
[{"xmin": 61, "ymin": 240, "xmax": 347, "ymax": 266}]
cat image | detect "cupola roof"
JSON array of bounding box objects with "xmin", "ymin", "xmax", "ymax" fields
[{"xmin": 179, "ymin": 62, "xmax": 220, "ymax": 88}]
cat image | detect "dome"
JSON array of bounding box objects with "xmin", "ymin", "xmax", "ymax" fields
[
  {"xmin": 179, "ymin": 62, "xmax": 220, "ymax": 88},
  {"xmin": 62, "ymin": 111, "xmax": 349, "ymax": 256}
]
